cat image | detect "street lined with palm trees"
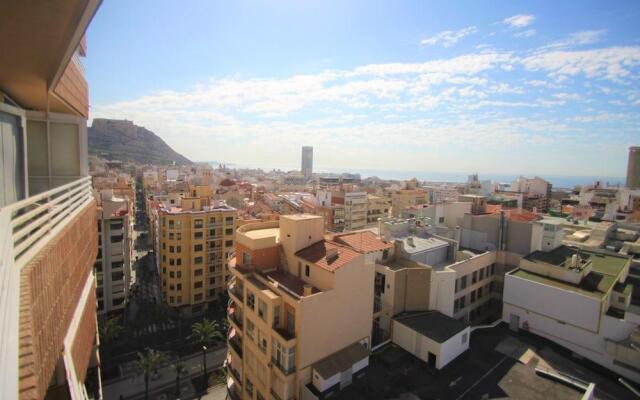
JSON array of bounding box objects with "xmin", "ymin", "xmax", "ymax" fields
[{"xmin": 99, "ymin": 179, "xmax": 229, "ymax": 399}]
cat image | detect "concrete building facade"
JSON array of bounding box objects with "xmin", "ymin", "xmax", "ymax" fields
[{"xmin": 627, "ymin": 146, "xmax": 640, "ymax": 189}]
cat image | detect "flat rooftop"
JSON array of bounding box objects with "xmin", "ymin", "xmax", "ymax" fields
[
  {"xmin": 397, "ymin": 235, "xmax": 449, "ymax": 254},
  {"xmin": 394, "ymin": 311, "xmax": 467, "ymax": 343},
  {"xmin": 331, "ymin": 324, "xmax": 633, "ymax": 400},
  {"xmin": 515, "ymin": 246, "xmax": 630, "ymax": 299},
  {"xmin": 243, "ymin": 227, "xmax": 280, "ymax": 241}
]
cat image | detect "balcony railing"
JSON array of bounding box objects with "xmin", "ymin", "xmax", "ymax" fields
[
  {"xmin": 229, "ymin": 336, "xmax": 243, "ymax": 358},
  {"xmin": 271, "ymin": 358, "xmax": 295, "ymax": 376},
  {"xmin": 7, "ymin": 176, "xmax": 93, "ymax": 267}
]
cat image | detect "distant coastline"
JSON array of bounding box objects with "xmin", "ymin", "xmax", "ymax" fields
[{"xmin": 205, "ymin": 161, "xmax": 624, "ymax": 189}]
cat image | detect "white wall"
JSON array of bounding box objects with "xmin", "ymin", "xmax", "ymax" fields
[
  {"xmin": 392, "ymin": 320, "xmax": 466, "ymax": 369},
  {"xmin": 439, "ymin": 328, "xmax": 470, "ymax": 368},
  {"xmin": 432, "ymin": 269, "xmax": 456, "ymax": 317},
  {"xmin": 503, "ymin": 273, "xmax": 602, "ymax": 332}
]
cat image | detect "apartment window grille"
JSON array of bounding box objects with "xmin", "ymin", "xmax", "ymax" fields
[{"xmin": 247, "ymin": 292, "xmax": 255, "ymax": 310}]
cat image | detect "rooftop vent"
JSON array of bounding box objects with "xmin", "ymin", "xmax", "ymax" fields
[
  {"xmin": 326, "ymin": 248, "xmax": 339, "ymax": 263},
  {"xmin": 303, "ymin": 284, "xmax": 313, "ymax": 296}
]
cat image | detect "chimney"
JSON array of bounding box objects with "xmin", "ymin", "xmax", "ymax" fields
[
  {"xmin": 571, "ymin": 254, "xmax": 578, "ymax": 269},
  {"xmin": 303, "ymin": 284, "xmax": 313, "ymax": 296}
]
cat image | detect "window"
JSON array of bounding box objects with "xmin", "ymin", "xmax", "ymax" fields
[
  {"xmin": 491, "ymin": 264, "xmax": 495, "ymax": 275},
  {"xmin": 169, "ymin": 220, "xmax": 174, "ymax": 229},
  {"xmin": 258, "ymin": 330, "xmax": 267, "ymax": 352},
  {"xmin": 470, "ymin": 291, "xmax": 476, "ymax": 303},
  {"xmin": 247, "ymin": 319, "xmax": 255, "ymax": 340},
  {"xmin": 195, "ymin": 269, "xmax": 203, "ymax": 276},
  {"xmin": 162, "ymin": 243, "xmax": 166, "ymax": 250},
  {"xmin": 209, "ymin": 277, "xmax": 215, "ymax": 284},
  {"xmin": 170, "ymin": 284, "xmax": 175, "ymax": 290},
  {"xmin": 194, "ymin": 293, "xmax": 203, "ymax": 301},
  {"xmin": 112, "ymin": 261, "xmax": 125, "ymax": 269},
  {"xmin": 305, "ymin": 264, "xmax": 310, "ymax": 277},
  {"xmin": 111, "ymin": 271, "xmax": 124, "ymax": 281},
  {"xmin": 169, "ymin": 246, "xmax": 175, "ymax": 253},
  {"xmin": 439, "ymin": 216, "xmax": 445, "ymax": 223},
  {"xmin": 194, "ymin": 219, "xmax": 203, "ymax": 228},
  {"xmin": 246, "ymin": 379, "xmax": 254, "ymax": 396},
  {"xmin": 194, "ymin": 231, "xmax": 203, "ymax": 239},
  {"xmin": 176, "ymin": 258, "xmax": 182, "ymax": 266},
  {"xmin": 459, "ymin": 296, "xmax": 466, "ymax": 308},
  {"xmin": 479, "ymin": 269, "xmax": 484, "ymax": 280},
  {"xmin": 194, "ymin": 281, "xmax": 203, "ymax": 289},
  {"xmin": 162, "ymin": 267, "xmax": 166, "ymax": 274},
  {"xmin": 209, "ymin": 217, "xmax": 216, "ymax": 224},
  {"xmin": 382, "ymin": 249, "xmax": 389, "ymax": 259},
  {"xmin": 111, "ymin": 235, "xmax": 123, "ymax": 243},
  {"xmin": 170, "ymin": 271, "xmax": 175, "ymax": 278},
  {"xmin": 194, "ymin": 244, "xmax": 203, "ymax": 252},
  {"xmin": 177, "ymin": 245, "xmax": 181, "ymax": 253},
  {"xmin": 177, "ymin": 283, "xmax": 182, "ymax": 290},
  {"xmin": 478, "ymin": 287, "xmax": 483, "ymax": 298},
  {"xmin": 177, "ymin": 271, "xmax": 182, "ymax": 278},
  {"xmin": 242, "ymin": 252, "xmax": 251, "ymax": 266},
  {"xmin": 472, "ymin": 271, "xmax": 478, "ymax": 284},
  {"xmin": 169, "ymin": 296, "xmax": 175, "ymax": 303},
  {"xmin": 169, "ymin": 232, "xmax": 175, "ymax": 240},
  {"xmin": 225, "ymin": 216, "xmax": 234, "ymax": 223},
  {"xmin": 169, "ymin": 258, "xmax": 175, "ymax": 266},
  {"xmin": 460, "ymin": 275, "xmax": 467, "ymax": 290},
  {"xmin": 177, "ymin": 296, "xmax": 182, "ymax": 303},
  {"xmin": 225, "ymin": 240, "xmax": 233, "ymax": 247},
  {"xmin": 258, "ymin": 299, "xmax": 267, "ymax": 320},
  {"xmin": 225, "ymin": 228, "xmax": 233, "ymax": 235},
  {"xmin": 247, "ymin": 291, "xmax": 255, "ymax": 310},
  {"xmin": 194, "ymin": 256, "xmax": 203, "ymax": 264},
  {"xmin": 209, "ymin": 229, "xmax": 216, "ymax": 236}
]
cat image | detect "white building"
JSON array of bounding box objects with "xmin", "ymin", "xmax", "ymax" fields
[
  {"xmin": 344, "ymin": 192, "xmax": 367, "ymax": 231},
  {"xmin": 96, "ymin": 190, "xmax": 133, "ymax": 315},
  {"xmin": 502, "ymin": 245, "xmax": 640, "ymax": 382}
]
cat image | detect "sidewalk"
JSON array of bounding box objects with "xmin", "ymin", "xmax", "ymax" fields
[{"xmin": 102, "ymin": 346, "xmax": 228, "ymax": 400}]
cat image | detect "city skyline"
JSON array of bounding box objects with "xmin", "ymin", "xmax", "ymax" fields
[{"xmin": 86, "ymin": 0, "xmax": 640, "ymax": 178}]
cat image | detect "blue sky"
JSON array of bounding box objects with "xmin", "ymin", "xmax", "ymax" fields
[{"xmin": 87, "ymin": 0, "xmax": 640, "ymax": 177}]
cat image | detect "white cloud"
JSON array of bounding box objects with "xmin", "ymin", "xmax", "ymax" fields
[
  {"xmin": 520, "ymin": 46, "xmax": 640, "ymax": 82},
  {"xmin": 540, "ymin": 30, "xmax": 607, "ymax": 50},
  {"xmin": 515, "ymin": 29, "xmax": 536, "ymax": 38},
  {"xmin": 421, "ymin": 26, "xmax": 478, "ymax": 47},
  {"xmin": 503, "ymin": 14, "xmax": 535, "ymax": 28}
]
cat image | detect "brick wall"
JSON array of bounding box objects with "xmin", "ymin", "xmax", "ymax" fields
[
  {"xmin": 70, "ymin": 282, "xmax": 97, "ymax": 383},
  {"xmin": 19, "ymin": 200, "xmax": 98, "ymax": 399}
]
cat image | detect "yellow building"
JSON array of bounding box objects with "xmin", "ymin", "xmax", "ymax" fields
[
  {"xmin": 226, "ymin": 215, "xmax": 373, "ymax": 400},
  {"xmin": 366, "ymin": 194, "xmax": 391, "ymax": 225},
  {"xmin": 391, "ymin": 189, "xmax": 429, "ymax": 217},
  {"xmin": 157, "ymin": 197, "xmax": 238, "ymax": 315}
]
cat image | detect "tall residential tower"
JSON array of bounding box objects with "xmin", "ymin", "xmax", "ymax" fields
[
  {"xmin": 301, "ymin": 146, "xmax": 313, "ymax": 180},
  {"xmin": 627, "ymin": 146, "xmax": 640, "ymax": 189}
]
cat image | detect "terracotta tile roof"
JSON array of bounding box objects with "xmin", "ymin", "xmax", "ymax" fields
[
  {"xmin": 295, "ymin": 240, "xmax": 362, "ymax": 272},
  {"xmin": 333, "ymin": 231, "xmax": 393, "ymax": 253}
]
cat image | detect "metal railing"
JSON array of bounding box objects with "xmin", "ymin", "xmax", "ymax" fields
[{"xmin": 7, "ymin": 176, "xmax": 93, "ymax": 268}]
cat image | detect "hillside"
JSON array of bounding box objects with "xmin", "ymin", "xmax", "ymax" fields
[{"xmin": 88, "ymin": 119, "xmax": 192, "ymax": 165}]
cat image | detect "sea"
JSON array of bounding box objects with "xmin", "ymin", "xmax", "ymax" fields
[{"xmin": 207, "ymin": 161, "xmax": 625, "ymax": 189}]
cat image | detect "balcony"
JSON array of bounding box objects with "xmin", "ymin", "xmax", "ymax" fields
[
  {"xmin": 228, "ymin": 304, "xmax": 244, "ymax": 330},
  {"xmin": 228, "ymin": 331, "xmax": 243, "ymax": 358},
  {"xmin": 228, "ymin": 280, "xmax": 244, "ymax": 303},
  {"xmin": 227, "ymin": 378, "xmax": 242, "ymax": 400},
  {"xmin": 373, "ymin": 295, "xmax": 382, "ymax": 313},
  {"xmin": 271, "ymin": 358, "xmax": 296, "ymax": 376},
  {"xmin": 273, "ymin": 325, "xmax": 296, "ymax": 343},
  {"xmin": 227, "ymin": 363, "xmax": 242, "ymax": 385},
  {"xmin": 0, "ymin": 177, "xmax": 97, "ymax": 399}
]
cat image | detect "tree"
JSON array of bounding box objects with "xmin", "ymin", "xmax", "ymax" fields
[
  {"xmin": 99, "ymin": 317, "xmax": 123, "ymax": 358},
  {"xmin": 173, "ymin": 357, "xmax": 186, "ymax": 397},
  {"xmin": 134, "ymin": 348, "xmax": 164, "ymax": 400},
  {"xmin": 190, "ymin": 319, "xmax": 223, "ymax": 378}
]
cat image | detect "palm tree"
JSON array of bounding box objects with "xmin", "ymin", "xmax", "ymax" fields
[
  {"xmin": 173, "ymin": 357, "xmax": 186, "ymax": 397},
  {"xmin": 134, "ymin": 348, "xmax": 164, "ymax": 400},
  {"xmin": 99, "ymin": 317, "xmax": 123, "ymax": 359},
  {"xmin": 190, "ymin": 319, "xmax": 223, "ymax": 378}
]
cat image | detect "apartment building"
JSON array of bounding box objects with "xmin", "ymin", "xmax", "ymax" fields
[
  {"xmin": 226, "ymin": 215, "xmax": 373, "ymax": 400},
  {"xmin": 0, "ymin": 1, "xmax": 102, "ymax": 398},
  {"xmin": 95, "ymin": 190, "xmax": 133, "ymax": 315},
  {"xmin": 366, "ymin": 194, "xmax": 391, "ymax": 225},
  {"xmin": 155, "ymin": 197, "xmax": 238, "ymax": 316},
  {"xmin": 391, "ymin": 188, "xmax": 429, "ymax": 217},
  {"xmin": 503, "ymin": 245, "xmax": 639, "ymax": 382}
]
